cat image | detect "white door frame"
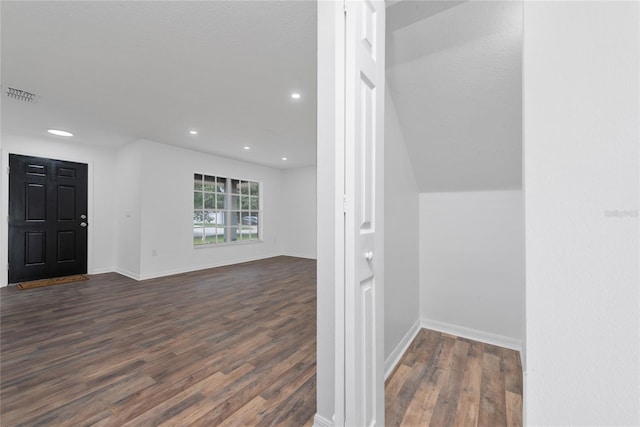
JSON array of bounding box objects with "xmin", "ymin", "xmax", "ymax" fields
[
  {"xmin": 343, "ymin": 1, "xmax": 385, "ymax": 425},
  {"xmin": 316, "ymin": 1, "xmax": 346, "ymax": 425},
  {"xmin": 316, "ymin": 1, "xmax": 385, "ymax": 426}
]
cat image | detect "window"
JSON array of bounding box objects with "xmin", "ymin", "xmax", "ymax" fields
[{"xmin": 193, "ymin": 174, "xmax": 261, "ymax": 246}]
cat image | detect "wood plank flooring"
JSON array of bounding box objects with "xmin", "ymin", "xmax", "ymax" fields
[
  {"xmin": 1, "ymin": 256, "xmax": 522, "ymax": 426},
  {"xmin": 1, "ymin": 256, "xmax": 317, "ymax": 426},
  {"xmin": 385, "ymin": 329, "xmax": 523, "ymax": 427}
]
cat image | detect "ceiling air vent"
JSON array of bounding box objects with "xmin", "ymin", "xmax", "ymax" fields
[{"xmin": 5, "ymin": 87, "xmax": 36, "ymax": 102}]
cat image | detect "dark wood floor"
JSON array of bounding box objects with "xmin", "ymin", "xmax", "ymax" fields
[
  {"xmin": 1, "ymin": 256, "xmax": 317, "ymax": 426},
  {"xmin": 1, "ymin": 256, "xmax": 522, "ymax": 426},
  {"xmin": 385, "ymin": 329, "xmax": 523, "ymax": 427}
]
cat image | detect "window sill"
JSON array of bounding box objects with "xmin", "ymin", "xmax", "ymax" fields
[{"xmin": 193, "ymin": 239, "xmax": 263, "ymax": 249}]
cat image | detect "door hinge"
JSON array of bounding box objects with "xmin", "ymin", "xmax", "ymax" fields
[
  {"xmin": 343, "ymin": 0, "xmax": 347, "ymax": 14},
  {"xmin": 343, "ymin": 195, "xmax": 347, "ymax": 213},
  {"xmin": 6, "ymin": 166, "xmax": 9, "ymax": 175}
]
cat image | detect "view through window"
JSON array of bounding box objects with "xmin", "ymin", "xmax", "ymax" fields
[{"xmin": 193, "ymin": 174, "xmax": 260, "ymax": 245}]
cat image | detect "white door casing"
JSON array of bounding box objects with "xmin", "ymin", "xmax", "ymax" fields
[{"xmin": 344, "ymin": 1, "xmax": 385, "ymax": 426}]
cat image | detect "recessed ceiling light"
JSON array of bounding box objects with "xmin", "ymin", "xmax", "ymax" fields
[
  {"xmin": 282, "ymin": 157, "xmax": 288, "ymax": 161},
  {"xmin": 291, "ymin": 93, "xmax": 301, "ymax": 99},
  {"xmin": 48, "ymin": 129, "xmax": 73, "ymax": 137},
  {"xmin": 189, "ymin": 130, "xmax": 198, "ymax": 135},
  {"xmin": 243, "ymin": 146, "xmax": 251, "ymax": 150}
]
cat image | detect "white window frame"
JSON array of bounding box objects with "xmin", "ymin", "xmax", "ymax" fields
[{"xmin": 193, "ymin": 173, "xmax": 262, "ymax": 246}]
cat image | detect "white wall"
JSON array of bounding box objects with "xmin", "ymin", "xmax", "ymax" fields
[
  {"xmin": 419, "ymin": 191, "xmax": 524, "ymax": 349},
  {"xmin": 0, "ymin": 135, "xmax": 317, "ymax": 285},
  {"xmin": 127, "ymin": 140, "xmax": 284, "ymax": 280},
  {"xmin": 386, "ymin": 0, "xmax": 522, "ymax": 193},
  {"xmin": 524, "ymin": 2, "xmax": 639, "ymax": 425},
  {"xmin": 280, "ymin": 166, "xmax": 317, "ymax": 259},
  {"xmin": 0, "ymin": 133, "xmax": 118, "ymax": 286},
  {"xmin": 0, "ymin": 134, "xmax": 320, "ymax": 285},
  {"xmin": 383, "ymin": 87, "xmax": 420, "ymax": 375},
  {"xmin": 115, "ymin": 141, "xmax": 143, "ymax": 278}
]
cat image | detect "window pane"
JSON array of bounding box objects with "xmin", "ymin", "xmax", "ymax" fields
[
  {"xmin": 212, "ymin": 228, "xmax": 224, "ymax": 244},
  {"xmin": 253, "ymin": 213, "xmax": 260, "ymax": 240},
  {"xmin": 250, "ymin": 196, "xmax": 259, "ymax": 210},
  {"xmin": 206, "ymin": 211, "xmax": 221, "ymax": 226},
  {"xmin": 208, "ymin": 210, "xmax": 224, "ymax": 228},
  {"xmin": 229, "ymin": 226, "xmax": 240, "ymax": 242},
  {"xmin": 209, "ymin": 226, "xmax": 218, "ymax": 244},
  {"xmin": 217, "ymin": 178, "xmax": 226, "ymax": 193},
  {"xmin": 204, "ymin": 175, "xmax": 216, "ymax": 192},
  {"xmin": 241, "ymin": 211, "xmax": 258, "ymax": 225},
  {"xmin": 231, "ymin": 179, "xmax": 241, "ymax": 194},
  {"xmin": 194, "ymin": 192, "xmax": 203, "ymax": 209},
  {"xmin": 217, "ymin": 211, "xmax": 227, "ymax": 227},
  {"xmin": 193, "ymin": 227, "xmax": 206, "ymax": 245},
  {"xmin": 216, "ymin": 193, "xmax": 225, "ymax": 209},
  {"xmin": 194, "ymin": 174, "xmax": 203, "ymax": 190},
  {"xmin": 253, "ymin": 212, "xmax": 260, "ymax": 226},
  {"xmin": 193, "ymin": 211, "xmax": 204, "ymax": 226},
  {"xmin": 250, "ymin": 182, "xmax": 259, "ymax": 197},
  {"xmin": 240, "ymin": 181, "xmax": 250, "ymax": 195},
  {"xmin": 229, "ymin": 211, "xmax": 241, "ymax": 226},
  {"xmin": 204, "ymin": 193, "xmax": 215, "ymax": 209},
  {"xmin": 242, "ymin": 212, "xmax": 258, "ymax": 240},
  {"xmin": 240, "ymin": 196, "xmax": 250, "ymax": 210},
  {"xmin": 230, "ymin": 195, "xmax": 239, "ymax": 210}
]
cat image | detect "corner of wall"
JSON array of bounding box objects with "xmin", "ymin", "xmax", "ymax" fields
[
  {"xmin": 313, "ymin": 413, "xmax": 334, "ymax": 427},
  {"xmin": 421, "ymin": 318, "xmax": 523, "ymax": 352},
  {"xmin": 114, "ymin": 141, "xmax": 144, "ymax": 278},
  {"xmin": 384, "ymin": 79, "xmax": 421, "ymax": 365},
  {"xmin": 384, "ymin": 319, "xmax": 421, "ymax": 380}
]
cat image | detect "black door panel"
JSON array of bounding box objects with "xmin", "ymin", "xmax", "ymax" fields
[{"xmin": 8, "ymin": 154, "xmax": 88, "ymax": 283}]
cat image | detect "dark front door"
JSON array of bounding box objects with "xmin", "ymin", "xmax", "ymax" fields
[{"xmin": 8, "ymin": 154, "xmax": 88, "ymax": 283}]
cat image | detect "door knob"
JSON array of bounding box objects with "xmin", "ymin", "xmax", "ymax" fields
[
  {"xmin": 365, "ymin": 251, "xmax": 373, "ymax": 261},
  {"xmin": 80, "ymin": 222, "xmax": 87, "ymax": 227}
]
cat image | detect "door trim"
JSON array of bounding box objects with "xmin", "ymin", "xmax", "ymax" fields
[
  {"xmin": 343, "ymin": 0, "xmax": 386, "ymax": 425},
  {"xmin": 317, "ymin": 1, "xmax": 386, "ymax": 425},
  {"xmin": 1, "ymin": 148, "xmax": 95, "ymax": 287}
]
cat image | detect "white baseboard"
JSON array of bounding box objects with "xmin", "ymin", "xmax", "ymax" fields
[
  {"xmin": 313, "ymin": 413, "xmax": 333, "ymax": 427},
  {"xmin": 124, "ymin": 253, "xmax": 282, "ymax": 281},
  {"xmin": 114, "ymin": 268, "xmax": 141, "ymax": 281},
  {"xmin": 384, "ymin": 319, "xmax": 421, "ymax": 380},
  {"xmin": 421, "ymin": 318, "xmax": 522, "ymax": 352},
  {"xmin": 89, "ymin": 268, "xmax": 113, "ymax": 275},
  {"xmin": 280, "ymin": 252, "xmax": 317, "ymax": 260}
]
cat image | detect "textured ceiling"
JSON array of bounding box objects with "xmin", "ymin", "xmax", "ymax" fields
[
  {"xmin": 2, "ymin": 0, "xmax": 522, "ymax": 180},
  {"xmin": 1, "ymin": 1, "xmax": 317, "ymax": 169},
  {"xmin": 386, "ymin": 0, "xmax": 523, "ymax": 192}
]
